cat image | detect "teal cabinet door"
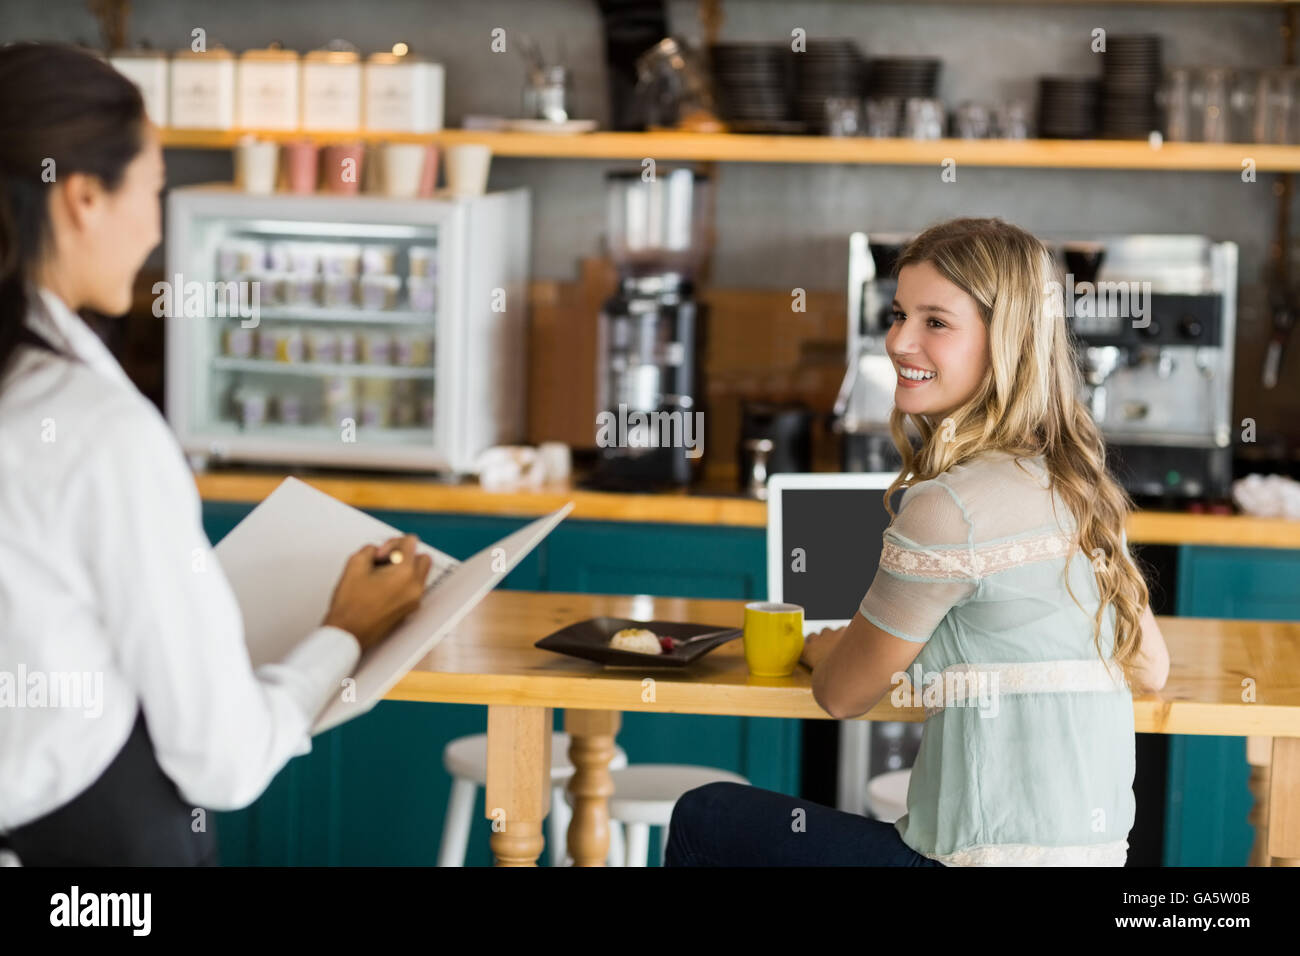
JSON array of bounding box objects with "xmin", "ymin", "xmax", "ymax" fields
[{"xmin": 1165, "ymin": 545, "xmax": 1300, "ymax": 866}]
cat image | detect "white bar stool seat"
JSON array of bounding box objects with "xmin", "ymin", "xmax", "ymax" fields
[
  {"xmin": 437, "ymin": 731, "xmax": 628, "ymax": 867},
  {"xmin": 866, "ymin": 769, "xmax": 912, "ymax": 823},
  {"xmin": 565, "ymin": 764, "xmax": 749, "ymax": 866}
]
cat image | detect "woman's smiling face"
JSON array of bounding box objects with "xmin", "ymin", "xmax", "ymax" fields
[{"xmin": 886, "ymin": 259, "xmax": 991, "ymax": 420}]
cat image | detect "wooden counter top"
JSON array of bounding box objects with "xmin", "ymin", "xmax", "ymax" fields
[
  {"xmin": 194, "ymin": 469, "xmax": 1300, "ymax": 548},
  {"xmin": 389, "ymin": 590, "xmax": 1300, "ymax": 737}
]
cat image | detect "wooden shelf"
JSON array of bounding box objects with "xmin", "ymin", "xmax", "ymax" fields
[{"xmin": 161, "ymin": 128, "xmax": 1300, "ymax": 171}]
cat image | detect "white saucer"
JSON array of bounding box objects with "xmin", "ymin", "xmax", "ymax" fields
[{"xmin": 504, "ymin": 118, "xmax": 598, "ymax": 135}]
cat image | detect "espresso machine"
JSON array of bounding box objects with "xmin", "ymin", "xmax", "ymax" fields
[
  {"xmin": 587, "ymin": 167, "xmax": 710, "ymax": 490},
  {"xmin": 834, "ymin": 231, "xmax": 912, "ymax": 474},
  {"xmin": 834, "ymin": 231, "xmax": 1239, "ymax": 502},
  {"xmin": 1055, "ymin": 235, "xmax": 1238, "ymax": 501}
]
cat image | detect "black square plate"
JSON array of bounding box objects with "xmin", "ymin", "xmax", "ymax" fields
[{"xmin": 535, "ymin": 617, "xmax": 743, "ymax": 668}]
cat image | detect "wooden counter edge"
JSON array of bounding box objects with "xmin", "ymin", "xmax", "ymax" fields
[
  {"xmin": 382, "ymin": 673, "xmax": 1300, "ymax": 737},
  {"xmin": 195, "ymin": 471, "xmax": 1300, "ymax": 546}
]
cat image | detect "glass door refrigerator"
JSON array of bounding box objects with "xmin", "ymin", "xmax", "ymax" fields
[{"xmin": 164, "ymin": 185, "xmax": 530, "ymax": 473}]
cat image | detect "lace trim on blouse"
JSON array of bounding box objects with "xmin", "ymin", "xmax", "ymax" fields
[
  {"xmin": 916, "ymin": 659, "xmax": 1128, "ymax": 718},
  {"xmin": 927, "ymin": 839, "xmax": 1128, "ymax": 867},
  {"xmin": 880, "ymin": 530, "xmax": 1076, "ymax": 580}
]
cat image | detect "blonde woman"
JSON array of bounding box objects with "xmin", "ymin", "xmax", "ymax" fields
[{"xmin": 666, "ymin": 217, "xmax": 1169, "ymax": 867}]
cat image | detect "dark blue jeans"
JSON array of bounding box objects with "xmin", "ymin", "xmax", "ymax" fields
[{"xmin": 665, "ymin": 782, "xmax": 945, "ymax": 866}]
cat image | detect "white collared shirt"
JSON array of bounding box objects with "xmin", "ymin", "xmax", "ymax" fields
[{"xmin": 0, "ymin": 288, "xmax": 360, "ymax": 831}]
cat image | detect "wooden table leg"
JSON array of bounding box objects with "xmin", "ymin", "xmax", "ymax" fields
[
  {"xmin": 1267, "ymin": 736, "xmax": 1300, "ymax": 867},
  {"xmin": 565, "ymin": 709, "xmax": 621, "ymax": 867},
  {"xmin": 486, "ymin": 704, "xmax": 552, "ymax": 866},
  {"xmin": 1246, "ymin": 736, "xmax": 1272, "ymax": 867}
]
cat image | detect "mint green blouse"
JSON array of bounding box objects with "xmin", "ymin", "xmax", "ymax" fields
[{"xmin": 858, "ymin": 450, "xmax": 1136, "ymax": 866}]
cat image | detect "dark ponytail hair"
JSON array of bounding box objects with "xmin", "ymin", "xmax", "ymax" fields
[{"xmin": 0, "ymin": 42, "xmax": 146, "ymax": 384}]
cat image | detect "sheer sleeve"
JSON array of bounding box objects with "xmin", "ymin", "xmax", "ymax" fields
[{"xmin": 858, "ymin": 480, "xmax": 979, "ymax": 643}]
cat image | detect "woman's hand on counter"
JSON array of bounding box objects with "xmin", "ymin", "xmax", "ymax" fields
[
  {"xmin": 800, "ymin": 625, "xmax": 847, "ymax": 671},
  {"xmin": 323, "ymin": 534, "xmax": 433, "ymax": 651}
]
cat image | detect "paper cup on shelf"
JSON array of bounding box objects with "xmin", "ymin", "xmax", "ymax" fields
[
  {"xmin": 234, "ymin": 139, "xmax": 279, "ymax": 194},
  {"xmin": 321, "ymin": 142, "xmax": 365, "ymax": 195},
  {"xmin": 444, "ymin": 143, "xmax": 491, "ymax": 196},
  {"xmin": 281, "ymin": 140, "xmax": 319, "ymax": 194},
  {"xmin": 382, "ymin": 143, "xmax": 427, "ymax": 198},
  {"xmin": 418, "ymin": 144, "xmax": 439, "ymax": 197}
]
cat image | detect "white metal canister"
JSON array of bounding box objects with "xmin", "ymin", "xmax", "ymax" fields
[
  {"xmin": 237, "ymin": 48, "xmax": 301, "ymax": 130},
  {"xmin": 170, "ymin": 47, "xmax": 236, "ymax": 129},
  {"xmin": 109, "ymin": 50, "xmax": 170, "ymax": 126},
  {"xmin": 301, "ymin": 48, "xmax": 363, "ymax": 131},
  {"xmin": 364, "ymin": 51, "xmax": 445, "ymax": 133}
]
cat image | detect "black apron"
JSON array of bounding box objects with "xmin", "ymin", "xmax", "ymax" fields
[{"xmin": 0, "ymin": 708, "xmax": 219, "ymax": 866}]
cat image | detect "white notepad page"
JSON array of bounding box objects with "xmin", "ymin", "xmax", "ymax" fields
[{"xmin": 214, "ymin": 477, "xmax": 573, "ymax": 734}]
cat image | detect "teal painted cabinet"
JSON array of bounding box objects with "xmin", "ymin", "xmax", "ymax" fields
[
  {"xmin": 1164, "ymin": 546, "xmax": 1300, "ymax": 866},
  {"xmin": 201, "ymin": 504, "xmax": 797, "ymax": 866}
]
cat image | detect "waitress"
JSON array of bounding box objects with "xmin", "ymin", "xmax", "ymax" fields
[{"xmin": 0, "ymin": 42, "xmax": 432, "ymax": 866}]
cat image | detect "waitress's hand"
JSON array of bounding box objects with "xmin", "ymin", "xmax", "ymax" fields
[
  {"xmin": 800, "ymin": 625, "xmax": 846, "ymax": 671},
  {"xmin": 323, "ymin": 534, "xmax": 433, "ymax": 651}
]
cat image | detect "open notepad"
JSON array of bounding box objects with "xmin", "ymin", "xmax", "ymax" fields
[{"xmin": 214, "ymin": 477, "xmax": 573, "ymax": 734}]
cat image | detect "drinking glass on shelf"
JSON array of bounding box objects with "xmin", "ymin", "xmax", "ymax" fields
[
  {"xmin": 1252, "ymin": 67, "xmax": 1300, "ymax": 144},
  {"xmin": 1159, "ymin": 68, "xmax": 1193, "ymax": 142},
  {"xmin": 865, "ymin": 97, "xmax": 900, "ymax": 137},
  {"xmin": 903, "ymin": 98, "xmax": 945, "ymax": 140},
  {"xmin": 824, "ymin": 97, "xmax": 863, "ymax": 137},
  {"xmin": 995, "ymin": 100, "xmax": 1030, "ymax": 139},
  {"xmin": 1195, "ymin": 67, "xmax": 1233, "ymax": 143},
  {"xmin": 953, "ymin": 101, "xmax": 991, "ymax": 139}
]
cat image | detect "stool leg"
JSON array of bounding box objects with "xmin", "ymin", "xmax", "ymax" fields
[
  {"xmin": 607, "ymin": 819, "xmax": 625, "ymax": 867},
  {"xmin": 437, "ymin": 777, "xmax": 478, "ymax": 867},
  {"xmin": 549, "ymin": 785, "xmax": 572, "ymax": 867},
  {"xmin": 625, "ymin": 822, "xmax": 651, "ymax": 867}
]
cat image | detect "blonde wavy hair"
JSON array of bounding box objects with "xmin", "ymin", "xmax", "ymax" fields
[{"xmin": 882, "ymin": 217, "xmax": 1149, "ymax": 688}]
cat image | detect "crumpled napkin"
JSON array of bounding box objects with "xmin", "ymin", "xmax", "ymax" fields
[{"xmin": 1231, "ymin": 473, "xmax": 1300, "ymax": 519}]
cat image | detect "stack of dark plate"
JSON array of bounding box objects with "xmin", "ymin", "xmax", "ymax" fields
[
  {"xmin": 710, "ymin": 42, "xmax": 800, "ymax": 133},
  {"xmin": 794, "ymin": 39, "xmax": 866, "ymax": 133},
  {"xmin": 1037, "ymin": 76, "xmax": 1101, "ymax": 138},
  {"xmin": 1101, "ymin": 34, "xmax": 1162, "ymax": 138},
  {"xmin": 866, "ymin": 56, "xmax": 942, "ymax": 100}
]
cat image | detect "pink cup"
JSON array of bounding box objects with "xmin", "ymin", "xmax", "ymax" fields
[
  {"xmin": 282, "ymin": 141, "xmax": 319, "ymax": 194},
  {"xmin": 322, "ymin": 143, "xmax": 365, "ymax": 195},
  {"xmin": 418, "ymin": 145, "xmax": 440, "ymax": 197}
]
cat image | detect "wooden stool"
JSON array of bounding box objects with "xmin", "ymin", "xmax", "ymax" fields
[
  {"xmin": 866, "ymin": 769, "xmax": 912, "ymax": 823},
  {"xmin": 438, "ymin": 731, "xmax": 628, "ymax": 867}
]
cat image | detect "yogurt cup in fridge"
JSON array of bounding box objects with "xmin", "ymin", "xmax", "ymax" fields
[
  {"xmin": 358, "ymin": 330, "xmax": 393, "ymax": 365},
  {"xmin": 284, "ymin": 273, "xmax": 319, "ymax": 307},
  {"xmin": 322, "ymin": 376, "xmax": 357, "ymax": 429},
  {"xmin": 233, "ymin": 387, "xmax": 267, "ymax": 428},
  {"xmin": 305, "ymin": 327, "xmax": 339, "ymax": 363},
  {"xmin": 319, "ymin": 275, "xmax": 356, "ymax": 309},
  {"xmin": 266, "ymin": 241, "xmax": 293, "ymax": 273},
  {"xmin": 218, "ymin": 239, "xmax": 264, "ymax": 280},
  {"xmin": 361, "ymin": 244, "xmax": 399, "ymax": 275},
  {"xmin": 393, "ymin": 330, "xmax": 433, "ymax": 366},
  {"xmin": 320, "ymin": 243, "xmax": 362, "ymax": 279},
  {"xmin": 407, "ymin": 245, "xmax": 437, "ymax": 278},
  {"xmin": 223, "ymin": 325, "xmax": 255, "ymax": 358},
  {"xmin": 276, "ymin": 392, "xmax": 304, "ymax": 425},
  {"xmin": 336, "ymin": 329, "xmax": 359, "ymax": 364},
  {"xmin": 406, "ymin": 275, "xmax": 436, "ymax": 312},
  {"xmin": 287, "ymin": 242, "xmax": 321, "ymax": 275},
  {"xmin": 359, "ymin": 274, "xmax": 401, "ymax": 311}
]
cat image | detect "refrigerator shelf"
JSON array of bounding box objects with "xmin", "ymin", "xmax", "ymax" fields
[
  {"xmin": 250, "ymin": 307, "xmax": 435, "ymax": 325},
  {"xmin": 212, "ymin": 357, "xmax": 435, "ymax": 380},
  {"xmin": 204, "ymin": 422, "xmax": 434, "ymax": 443}
]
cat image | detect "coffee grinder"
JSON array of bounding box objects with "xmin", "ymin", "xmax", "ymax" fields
[{"xmin": 587, "ymin": 167, "xmax": 711, "ymax": 490}]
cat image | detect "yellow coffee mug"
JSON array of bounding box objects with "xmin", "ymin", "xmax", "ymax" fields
[{"xmin": 742, "ymin": 602, "xmax": 805, "ymax": 677}]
